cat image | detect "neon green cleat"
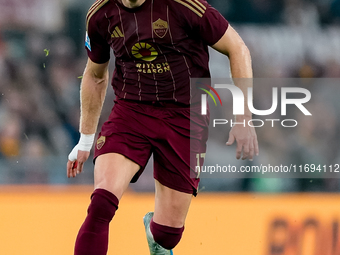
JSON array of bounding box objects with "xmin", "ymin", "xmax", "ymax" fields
[{"xmin": 143, "ymin": 212, "xmax": 173, "ymax": 255}]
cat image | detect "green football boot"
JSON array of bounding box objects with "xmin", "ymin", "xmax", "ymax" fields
[{"xmin": 143, "ymin": 212, "xmax": 173, "ymax": 255}]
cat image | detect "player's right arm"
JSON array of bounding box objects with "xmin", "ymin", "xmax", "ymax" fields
[{"xmin": 67, "ymin": 58, "xmax": 109, "ymax": 178}]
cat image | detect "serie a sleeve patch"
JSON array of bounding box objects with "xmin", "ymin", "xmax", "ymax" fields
[{"xmin": 85, "ymin": 31, "xmax": 92, "ymax": 51}]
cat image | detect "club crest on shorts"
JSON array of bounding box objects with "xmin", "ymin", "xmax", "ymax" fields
[
  {"xmin": 96, "ymin": 136, "xmax": 106, "ymax": 150},
  {"xmin": 152, "ymin": 18, "xmax": 168, "ymax": 38}
]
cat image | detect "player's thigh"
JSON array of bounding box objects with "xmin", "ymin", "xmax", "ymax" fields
[
  {"xmin": 94, "ymin": 153, "xmax": 140, "ymax": 200},
  {"xmin": 153, "ymin": 180, "xmax": 192, "ymax": 228}
]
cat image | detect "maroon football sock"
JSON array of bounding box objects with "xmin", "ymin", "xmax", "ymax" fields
[
  {"xmin": 74, "ymin": 189, "xmax": 119, "ymax": 255},
  {"xmin": 150, "ymin": 218, "xmax": 185, "ymax": 250}
]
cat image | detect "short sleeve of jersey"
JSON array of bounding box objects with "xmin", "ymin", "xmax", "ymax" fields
[
  {"xmin": 85, "ymin": 14, "xmax": 110, "ymax": 64},
  {"xmin": 191, "ymin": 1, "xmax": 229, "ymax": 46}
]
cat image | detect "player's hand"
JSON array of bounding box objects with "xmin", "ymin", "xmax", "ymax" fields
[
  {"xmin": 67, "ymin": 145, "xmax": 91, "ymax": 178},
  {"xmin": 66, "ymin": 134, "xmax": 95, "ymax": 178},
  {"xmin": 226, "ymin": 119, "xmax": 259, "ymax": 160}
]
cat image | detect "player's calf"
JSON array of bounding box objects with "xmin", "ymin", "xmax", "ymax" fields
[{"xmin": 74, "ymin": 188, "xmax": 119, "ymax": 255}]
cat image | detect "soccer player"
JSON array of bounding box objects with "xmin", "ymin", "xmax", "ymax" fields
[{"xmin": 66, "ymin": 0, "xmax": 258, "ymax": 254}]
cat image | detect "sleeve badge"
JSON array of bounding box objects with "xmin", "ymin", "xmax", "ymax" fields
[{"xmin": 85, "ymin": 31, "xmax": 92, "ymax": 51}]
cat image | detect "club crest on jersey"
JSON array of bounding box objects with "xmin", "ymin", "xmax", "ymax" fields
[
  {"xmin": 96, "ymin": 136, "xmax": 106, "ymax": 150},
  {"xmin": 85, "ymin": 31, "xmax": 91, "ymax": 51},
  {"xmin": 152, "ymin": 18, "xmax": 168, "ymax": 38}
]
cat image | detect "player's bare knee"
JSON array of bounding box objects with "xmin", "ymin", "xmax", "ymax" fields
[{"xmin": 167, "ymin": 208, "xmax": 186, "ymax": 227}]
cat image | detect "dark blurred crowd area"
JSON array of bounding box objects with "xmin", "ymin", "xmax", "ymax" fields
[
  {"xmin": 0, "ymin": 0, "xmax": 340, "ymax": 192},
  {"xmin": 213, "ymin": 0, "xmax": 340, "ymax": 25}
]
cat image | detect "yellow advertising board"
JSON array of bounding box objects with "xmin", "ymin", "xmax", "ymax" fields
[{"xmin": 0, "ymin": 186, "xmax": 339, "ymax": 255}]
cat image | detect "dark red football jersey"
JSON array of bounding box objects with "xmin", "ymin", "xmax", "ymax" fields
[{"xmin": 85, "ymin": 0, "xmax": 228, "ymax": 104}]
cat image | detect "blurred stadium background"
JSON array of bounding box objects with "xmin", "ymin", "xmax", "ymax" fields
[{"xmin": 1, "ymin": 0, "xmax": 340, "ymax": 254}]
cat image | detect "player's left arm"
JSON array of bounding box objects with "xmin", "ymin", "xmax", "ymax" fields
[{"xmin": 212, "ymin": 25, "xmax": 259, "ymax": 160}]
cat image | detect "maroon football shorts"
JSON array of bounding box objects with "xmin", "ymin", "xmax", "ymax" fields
[{"xmin": 94, "ymin": 99, "xmax": 209, "ymax": 196}]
